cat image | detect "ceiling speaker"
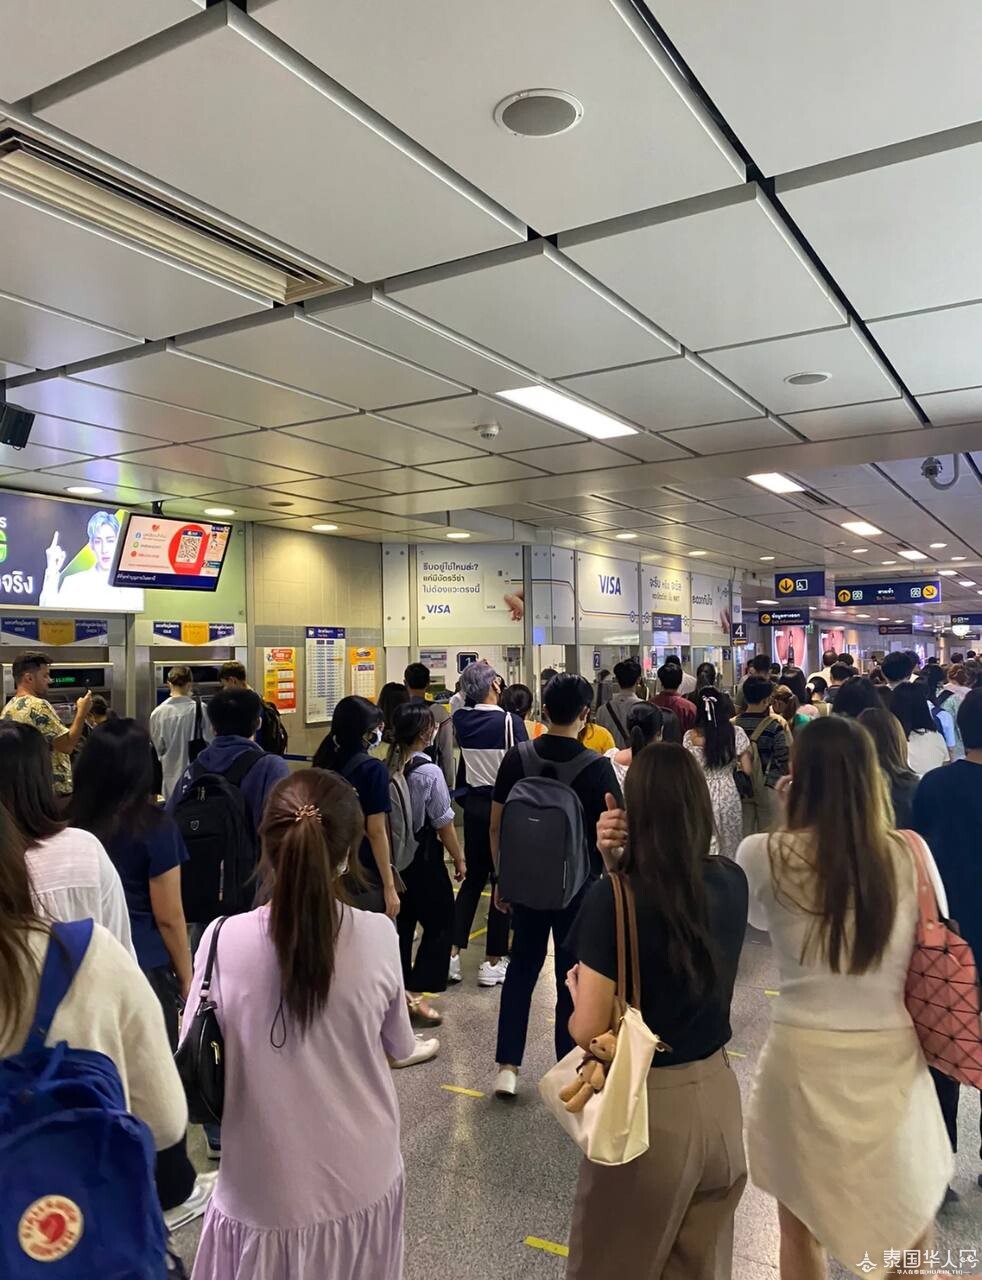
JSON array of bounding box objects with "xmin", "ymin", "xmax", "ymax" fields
[{"xmin": 0, "ymin": 402, "xmax": 35, "ymax": 450}]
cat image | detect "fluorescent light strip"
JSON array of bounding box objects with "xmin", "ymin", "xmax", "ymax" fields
[
  {"xmin": 498, "ymin": 386, "xmax": 637, "ymax": 439},
  {"xmin": 898, "ymin": 549, "xmax": 927, "ymax": 561},
  {"xmin": 746, "ymin": 472, "xmax": 804, "ymax": 494},
  {"xmin": 842, "ymin": 521, "xmax": 882, "ymax": 537}
]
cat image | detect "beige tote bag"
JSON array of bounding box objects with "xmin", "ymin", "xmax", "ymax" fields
[{"xmin": 539, "ymin": 874, "xmax": 664, "ymax": 1165}]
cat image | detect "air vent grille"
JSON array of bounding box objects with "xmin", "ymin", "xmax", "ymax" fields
[
  {"xmin": 796, "ymin": 489, "xmax": 832, "ymax": 507},
  {"xmin": 0, "ymin": 133, "xmax": 343, "ymax": 304}
]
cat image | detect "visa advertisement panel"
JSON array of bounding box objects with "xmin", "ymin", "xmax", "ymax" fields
[
  {"xmin": 576, "ymin": 551, "xmax": 639, "ymax": 642},
  {"xmin": 417, "ymin": 545, "xmax": 524, "ymax": 642}
]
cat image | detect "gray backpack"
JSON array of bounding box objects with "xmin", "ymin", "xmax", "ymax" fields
[
  {"xmin": 497, "ymin": 740, "xmax": 598, "ymax": 911},
  {"xmin": 387, "ymin": 767, "xmax": 418, "ymax": 872}
]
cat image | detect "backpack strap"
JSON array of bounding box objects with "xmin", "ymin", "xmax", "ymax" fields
[
  {"xmin": 517, "ymin": 739, "xmax": 599, "ymax": 785},
  {"xmin": 192, "ymin": 695, "xmax": 203, "ymax": 740},
  {"xmin": 25, "ymin": 919, "xmax": 94, "ymax": 1054},
  {"xmin": 338, "ymin": 751, "xmax": 371, "ymax": 782},
  {"xmin": 606, "ymin": 703, "xmax": 627, "ymax": 743},
  {"xmin": 223, "ymin": 747, "xmax": 265, "ymax": 787}
]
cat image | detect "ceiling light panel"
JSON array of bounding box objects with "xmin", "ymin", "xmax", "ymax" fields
[
  {"xmin": 386, "ymin": 240, "xmax": 677, "ymax": 379},
  {"xmin": 34, "ymin": 5, "xmax": 525, "ymax": 281},
  {"xmin": 559, "ymin": 354, "xmax": 762, "ymax": 432},
  {"xmin": 497, "ymin": 386, "xmax": 636, "ymax": 439},
  {"xmin": 250, "ymin": 0, "xmax": 743, "ymax": 233},
  {"xmin": 746, "ymin": 472, "xmax": 805, "ymax": 494},
  {"xmin": 897, "ymin": 549, "xmax": 927, "ymax": 560},
  {"xmin": 560, "ymin": 184, "xmax": 843, "ymax": 351},
  {"xmin": 842, "ymin": 521, "xmax": 882, "ymax": 536}
]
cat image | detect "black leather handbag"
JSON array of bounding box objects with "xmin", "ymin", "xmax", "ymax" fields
[{"xmin": 175, "ymin": 917, "xmax": 228, "ymax": 1124}]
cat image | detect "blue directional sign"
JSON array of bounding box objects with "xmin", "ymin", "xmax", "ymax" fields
[
  {"xmin": 730, "ymin": 622, "xmax": 748, "ymax": 643},
  {"xmin": 651, "ymin": 612, "xmax": 683, "ymax": 632},
  {"xmin": 758, "ymin": 609, "xmax": 810, "ymax": 626},
  {"xmin": 836, "ymin": 580, "xmax": 941, "ymax": 606},
  {"xmin": 950, "ymin": 614, "xmax": 982, "ymax": 627},
  {"xmin": 775, "ymin": 571, "xmax": 826, "ymax": 598}
]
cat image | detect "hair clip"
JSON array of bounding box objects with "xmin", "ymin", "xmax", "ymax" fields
[{"xmin": 293, "ymin": 803, "xmax": 321, "ymax": 823}]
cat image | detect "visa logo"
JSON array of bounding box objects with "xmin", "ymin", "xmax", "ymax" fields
[
  {"xmin": 599, "ymin": 575, "xmax": 622, "ymax": 596},
  {"xmin": 426, "ymin": 604, "xmax": 451, "ymax": 614}
]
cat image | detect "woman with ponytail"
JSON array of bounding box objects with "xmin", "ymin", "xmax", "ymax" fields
[
  {"xmin": 184, "ymin": 769, "xmax": 417, "ymax": 1280},
  {"xmin": 605, "ymin": 702, "xmax": 664, "ymax": 788},
  {"xmin": 684, "ymin": 688, "xmax": 752, "ymax": 857}
]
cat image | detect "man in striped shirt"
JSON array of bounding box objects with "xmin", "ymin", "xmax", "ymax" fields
[{"xmin": 449, "ymin": 661, "xmax": 528, "ymax": 987}]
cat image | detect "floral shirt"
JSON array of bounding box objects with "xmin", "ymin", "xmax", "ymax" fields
[{"xmin": 1, "ymin": 694, "xmax": 72, "ymax": 794}]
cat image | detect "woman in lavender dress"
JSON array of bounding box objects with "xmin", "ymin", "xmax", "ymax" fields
[{"xmin": 184, "ymin": 769, "xmax": 415, "ymax": 1280}]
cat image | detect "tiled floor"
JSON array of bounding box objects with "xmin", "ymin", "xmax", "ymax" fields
[{"xmin": 173, "ymin": 913, "xmax": 982, "ymax": 1278}]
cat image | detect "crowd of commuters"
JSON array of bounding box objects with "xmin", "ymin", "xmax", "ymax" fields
[{"xmin": 3, "ymin": 643, "xmax": 982, "ymax": 1279}]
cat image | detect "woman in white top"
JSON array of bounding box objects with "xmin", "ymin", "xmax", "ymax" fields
[
  {"xmin": 736, "ymin": 715, "xmax": 951, "ymax": 1278},
  {"xmin": 0, "ymin": 721, "xmax": 134, "ymax": 958},
  {"xmin": 684, "ymin": 688, "xmax": 752, "ymax": 857},
  {"xmin": 890, "ymin": 682, "xmax": 951, "ymax": 777},
  {"xmin": 604, "ymin": 702, "xmax": 663, "ymax": 789}
]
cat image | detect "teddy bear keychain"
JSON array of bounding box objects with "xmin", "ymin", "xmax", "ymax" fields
[{"xmin": 558, "ymin": 1031, "xmax": 619, "ymax": 1113}]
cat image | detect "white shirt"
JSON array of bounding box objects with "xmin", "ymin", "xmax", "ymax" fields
[
  {"xmin": 149, "ymin": 695, "xmax": 212, "ymax": 799},
  {"xmin": 737, "ymin": 830, "xmax": 947, "ymax": 1031},
  {"xmin": 38, "ymin": 566, "xmax": 143, "ymax": 611},
  {"xmin": 906, "ymin": 729, "xmax": 949, "ymax": 779},
  {"xmin": 678, "ymin": 671, "xmax": 697, "ymax": 696},
  {"xmin": 26, "ymin": 827, "xmax": 136, "ymax": 960}
]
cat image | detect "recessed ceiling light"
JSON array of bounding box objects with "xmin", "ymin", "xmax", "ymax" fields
[
  {"xmin": 929, "ymin": 542, "xmax": 948, "ymax": 549},
  {"xmin": 759, "ymin": 555, "xmax": 775, "ymax": 562},
  {"xmin": 852, "ymin": 548, "xmax": 868, "ymax": 553},
  {"xmin": 65, "ymin": 485, "xmax": 103, "ymax": 496},
  {"xmin": 204, "ymin": 507, "xmax": 235, "ymax": 517},
  {"xmin": 493, "ymin": 89, "xmax": 584, "ymax": 137},
  {"xmin": 784, "ymin": 371, "xmax": 831, "ymax": 386},
  {"xmin": 269, "ymin": 500, "xmax": 294, "ymax": 508},
  {"xmin": 952, "ymin": 556, "xmax": 967, "ymax": 561},
  {"xmin": 959, "ymin": 580, "xmax": 976, "ymax": 587},
  {"xmin": 498, "ymin": 386, "xmax": 636, "ymax": 439},
  {"xmin": 898, "ymin": 549, "xmax": 927, "ymax": 561},
  {"xmin": 940, "ymin": 570, "xmax": 958, "ymax": 576},
  {"xmin": 756, "ymin": 599, "xmax": 779, "ymax": 605},
  {"xmin": 881, "ymin": 560, "xmax": 897, "ymax": 566},
  {"xmin": 878, "ymin": 617, "xmax": 890, "ymax": 621},
  {"xmin": 310, "ymin": 523, "xmax": 338, "ymax": 532},
  {"xmin": 446, "ymin": 531, "xmax": 471, "ymax": 540},
  {"xmin": 689, "ymin": 550, "xmax": 707, "ymax": 557},
  {"xmin": 746, "ymin": 472, "xmax": 804, "ymax": 494},
  {"xmin": 856, "ymin": 614, "xmax": 871, "ymax": 619},
  {"xmin": 614, "ymin": 532, "xmax": 637, "ymax": 540},
  {"xmin": 842, "ymin": 521, "xmax": 882, "ymax": 536}
]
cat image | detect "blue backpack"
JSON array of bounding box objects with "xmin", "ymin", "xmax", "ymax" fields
[{"xmin": 0, "ymin": 919, "xmax": 169, "ymax": 1278}]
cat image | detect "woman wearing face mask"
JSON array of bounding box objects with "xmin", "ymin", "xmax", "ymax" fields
[
  {"xmin": 387, "ymin": 704, "xmax": 466, "ymax": 1027},
  {"xmin": 314, "ymin": 696, "xmax": 399, "ymax": 919}
]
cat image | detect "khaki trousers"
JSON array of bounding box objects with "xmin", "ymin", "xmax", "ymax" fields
[{"xmin": 566, "ymin": 1049, "xmax": 747, "ymax": 1280}]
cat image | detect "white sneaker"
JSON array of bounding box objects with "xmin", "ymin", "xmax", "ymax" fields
[
  {"xmin": 494, "ymin": 1067, "xmax": 519, "ymax": 1098},
  {"xmin": 447, "ymin": 954, "xmax": 462, "ymax": 984},
  {"xmin": 164, "ymin": 1172, "xmax": 217, "ymax": 1231},
  {"xmin": 391, "ymin": 1035, "xmax": 440, "ymax": 1069},
  {"xmin": 478, "ymin": 960, "xmax": 508, "ymax": 987}
]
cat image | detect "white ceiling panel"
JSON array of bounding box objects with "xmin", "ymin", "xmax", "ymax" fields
[
  {"xmin": 384, "ymin": 395, "xmax": 579, "ymax": 452},
  {"xmin": 186, "ymin": 487, "xmax": 348, "ymax": 516},
  {"xmin": 560, "ymin": 185, "xmax": 843, "ymax": 350},
  {"xmin": 662, "ymin": 416, "xmax": 796, "ymax": 454},
  {"xmin": 75, "ymin": 347, "xmax": 352, "ymax": 428},
  {"xmin": 179, "ymin": 311, "xmax": 464, "ymax": 410},
  {"xmin": 0, "ymin": 0, "xmax": 202, "ymax": 102},
  {"xmin": 419, "ymin": 456, "xmax": 548, "ymax": 486},
  {"xmin": 505, "ymin": 441, "xmax": 639, "ymax": 474},
  {"xmin": 252, "ymin": 477, "xmax": 396, "ymax": 504},
  {"xmin": 25, "ymin": 414, "xmax": 157, "ymax": 458},
  {"xmin": 0, "ymin": 442, "xmax": 93, "ymax": 471},
  {"xmin": 250, "ymin": 0, "xmax": 743, "ymax": 233},
  {"xmin": 0, "ymin": 188, "xmax": 264, "ymax": 337},
  {"xmin": 653, "ymin": 1, "xmax": 982, "ymax": 174},
  {"xmin": 319, "ymin": 511, "xmax": 440, "ymax": 534},
  {"xmin": 386, "ymin": 241, "xmax": 677, "ymax": 378},
  {"xmin": 0, "ymin": 471, "xmax": 164, "ymax": 504},
  {"xmin": 282, "ymin": 414, "xmax": 484, "ymax": 467},
  {"xmin": 782, "ymin": 397, "xmax": 922, "ymax": 442},
  {"xmin": 710, "ymin": 492, "xmax": 795, "ymax": 517},
  {"xmin": 917, "ymin": 387, "xmax": 982, "ymax": 426},
  {"xmin": 560, "ymin": 355, "xmax": 762, "ymax": 431},
  {"xmin": 0, "ymin": 291, "xmax": 139, "ymax": 370},
  {"xmin": 200, "ymin": 430, "xmax": 398, "ymax": 478},
  {"xmin": 6, "ymin": 375, "xmax": 260, "ymax": 443},
  {"xmin": 306, "ymin": 290, "xmax": 528, "ymax": 395},
  {"xmin": 1, "ymin": 358, "xmax": 32, "ymax": 379},
  {"xmin": 537, "ymin": 495, "xmax": 637, "ymax": 516},
  {"xmin": 333, "ymin": 469, "xmax": 459, "ymax": 496},
  {"xmin": 870, "ymin": 302, "xmax": 982, "ymax": 395},
  {"xmin": 35, "ymin": 6, "xmax": 524, "ymax": 280},
  {"xmin": 702, "ymin": 325, "xmax": 898, "ymax": 413},
  {"xmin": 44, "ymin": 458, "xmax": 231, "ymax": 498},
  {"xmin": 779, "ymin": 136, "xmax": 982, "ymax": 319},
  {"xmin": 105, "ymin": 443, "xmax": 313, "ymax": 488},
  {"xmin": 256, "ymin": 513, "xmax": 377, "ymax": 533},
  {"xmin": 610, "ymin": 433, "xmax": 694, "ymax": 463}
]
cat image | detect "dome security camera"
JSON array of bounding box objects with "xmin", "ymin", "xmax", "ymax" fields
[
  {"xmin": 477, "ymin": 422, "xmax": 501, "ymax": 441},
  {"xmin": 921, "ymin": 456, "xmax": 944, "ymax": 481}
]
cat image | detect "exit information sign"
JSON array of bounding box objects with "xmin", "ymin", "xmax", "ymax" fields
[
  {"xmin": 837, "ymin": 579, "xmax": 941, "ymax": 606},
  {"xmin": 775, "ymin": 571, "xmax": 826, "ymax": 598}
]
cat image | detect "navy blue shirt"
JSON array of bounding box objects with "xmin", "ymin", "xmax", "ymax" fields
[
  {"xmin": 340, "ymin": 754, "xmax": 391, "ymax": 873},
  {"xmin": 108, "ymin": 813, "xmax": 189, "ymax": 971},
  {"xmin": 913, "ymin": 759, "xmax": 982, "ymax": 960}
]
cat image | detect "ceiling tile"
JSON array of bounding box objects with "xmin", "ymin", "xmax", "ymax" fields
[
  {"xmin": 281, "ymin": 414, "xmax": 483, "ymax": 466},
  {"xmin": 179, "ymin": 311, "xmax": 464, "ymax": 410},
  {"xmin": 1, "ymin": 357, "xmax": 33, "ymax": 379},
  {"xmin": 608, "ymin": 433, "xmax": 694, "ymax": 463},
  {"xmin": 334, "ymin": 469, "xmax": 460, "ymax": 495},
  {"xmin": 251, "ymin": 476, "xmax": 394, "ymax": 504},
  {"xmin": 115, "ymin": 443, "xmax": 315, "ymax": 488},
  {"xmin": 478, "ymin": 503, "xmax": 558, "ymax": 522},
  {"xmin": 386, "ymin": 241, "xmax": 676, "ymax": 378},
  {"xmin": 0, "ymin": 291, "xmax": 139, "ymax": 370},
  {"xmin": 782, "ymin": 397, "xmax": 922, "ymax": 442},
  {"xmin": 75, "ymin": 347, "xmax": 352, "ymax": 428},
  {"xmin": 505, "ymin": 441, "xmax": 639, "ymax": 474},
  {"xmin": 190, "ymin": 486, "xmax": 350, "ymax": 515},
  {"xmin": 44, "ymin": 458, "xmax": 227, "ymax": 498},
  {"xmin": 537, "ymin": 495, "xmax": 636, "ymax": 516},
  {"xmin": 702, "ymin": 325, "xmax": 898, "ymax": 413},
  {"xmin": 779, "ymin": 135, "xmax": 982, "ymax": 319},
  {"xmin": 195, "ymin": 428, "xmax": 399, "ymax": 478},
  {"xmin": 870, "ymin": 302, "xmax": 982, "ymax": 395},
  {"xmin": 419, "ymin": 456, "xmax": 548, "ymax": 485},
  {"xmin": 0, "ymin": 471, "xmax": 164, "ymax": 504},
  {"xmin": 0, "ymin": 442, "xmax": 93, "ymax": 471},
  {"xmin": 711, "ymin": 492, "xmax": 796, "ymax": 517},
  {"xmin": 560, "ymin": 354, "xmax": 762, "ymax": 430},
  {"xmin": 35, "ymin": 6, "xmax": 524, "ymax": 279},
  {"xmin": 25, "ymin": 414, "xmax": 158, "ymax": 457},
  {"xmin": 560, "ymin": 185, "xmax": 843, "ymax": 350},
  {"xmin": 662, "ymin": 417, "xmax": 793, "ymax": 454},
  {"xmin": 6, "ymin": 375, "xmax": 261, "ymax": 443},
  {"xmin": 257, "ymin": 512, "xmax": 377, "ymax": 533},
  {"xmin": 917, "ymin": 386, "xmax": 982, "ymax": 426},
  {"xmin": 384, "ymin": 394, "xmax": 579, "ymax": 452},
  {"xmin": 251, "ymin": 0, "xmax": 743, "ymax": 233}
]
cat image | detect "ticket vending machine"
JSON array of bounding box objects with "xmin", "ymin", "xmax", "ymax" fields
[
  {"xmin": 1, "ymin": 662, "xmax": 115, "ymax": 726},
  {"xmin": 151, "ymin": 662, "xmax": 224, "ymax": 709}
]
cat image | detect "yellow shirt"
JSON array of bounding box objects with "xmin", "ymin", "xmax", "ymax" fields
[
  {"xmin": 531, "ymin": 720, "xmax": 615, "ymax": 753},
  {"xmin": 2, "ymin": 694, "xmax": 72, "ymax": 794}
]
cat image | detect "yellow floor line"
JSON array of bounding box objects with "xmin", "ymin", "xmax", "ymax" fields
[
  {"xmin": 469, "ymin": 926, "xmax": 487, "ymax": 941},
  {"xmin": 764, "ymin": 989, "xmax": 780, "ymax": 997},
  {"xmin": 440, "ymin": 1084, "xmax": 485, "ymax": 1099},
  {"xmin": 525, "ymin": 1237, "xmax": 569, "ymax": 1258},
  {"xmin": 481, "ymin": 889, "xmax": 492, "ymax": 898},
  {"xmin": 728, "ymin": 1050, "xmax": 747, "ymax": 1059}
]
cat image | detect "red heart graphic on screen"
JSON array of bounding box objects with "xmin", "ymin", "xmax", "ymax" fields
[
  {"xmin": 38, "ymin": 1213, "xmax": 67, "ymax": 1244},
  {"xmin": 152, "ymin": 524, "xmax": 160, "ymax": 531}
]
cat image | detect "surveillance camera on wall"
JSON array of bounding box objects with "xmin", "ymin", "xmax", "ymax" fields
[
  {"xmin": 921, "ymin": 456, "xmax": 944, "ymax": 480},
  {"xmin": 477, "ymin": 422, "xmax": 501, "ymax": 441}
]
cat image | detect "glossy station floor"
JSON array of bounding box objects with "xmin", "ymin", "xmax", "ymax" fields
[{"xmin": 173, "ymin": 908, "xmax": 982, "ymax": 1279}]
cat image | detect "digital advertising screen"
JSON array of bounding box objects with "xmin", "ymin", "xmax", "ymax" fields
[
  {"xmin": 0, "ymin": 490, "xmax": 145, "ymax": 612},
  {"xmin": 111, "ymin": 515, "xmax": 232, "ymax": 592}
]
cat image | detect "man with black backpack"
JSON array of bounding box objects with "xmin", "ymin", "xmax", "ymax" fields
[
  {"xmin": 219, "ymin": 661, "xmax": 289, "ymax": 757},
  {"xmin": 490, "ymin": 674, "xmax": 621, "ymax": 1099}
]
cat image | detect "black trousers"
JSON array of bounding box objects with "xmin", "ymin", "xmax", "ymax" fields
[
  {"xmin": 494, "ymin": 892, "xmax": 584, "ymax": 1067},
  {"xmin": 145, "ymin": 963, "xmax": 180, "ymax": 1052},
  {"xmin": 452, "ymin": 791, "xmax": 511, "ymax": 958},
  {"xmin": 397, "ymin": 827, "xmax": 455, "ymax": 993},
  {"xmin": 931, "ymin": 1066, "xmax": 982, "ymax": 1160}
]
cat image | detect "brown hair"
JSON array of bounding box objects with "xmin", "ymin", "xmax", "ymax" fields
[
  {"xmin": 948, "ymin": 664, "xmax": 969, "ymax": 688},
  {"xmin": 0, "ymin": 800, "xmax": 45, "ymax": 1042},
  {"xmin": 858, "ymin": 707, "xmax": 914, "ymax": 783},
  {"xmin": 258, "ymin": 770, "xmax": 364, "ymax": 1036},
  {"xmin": 621, "ymin": 743, "xmax": 717, "ymax": 998},
  {"xmin": 167, "ymin": 665, "xmax": 193, "ymax": 689},
  {"xmin": 770, "ymin": 716, "xmax": 897, "ymax": 975},
  {"xmin": 771, "ymin": 684, "xmax": 799, "ymax": 728}
]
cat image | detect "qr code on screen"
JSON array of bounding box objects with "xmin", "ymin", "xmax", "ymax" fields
[{"xmin": 176, "ymin": 533, "xmax": 202, "ymax": 563}]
